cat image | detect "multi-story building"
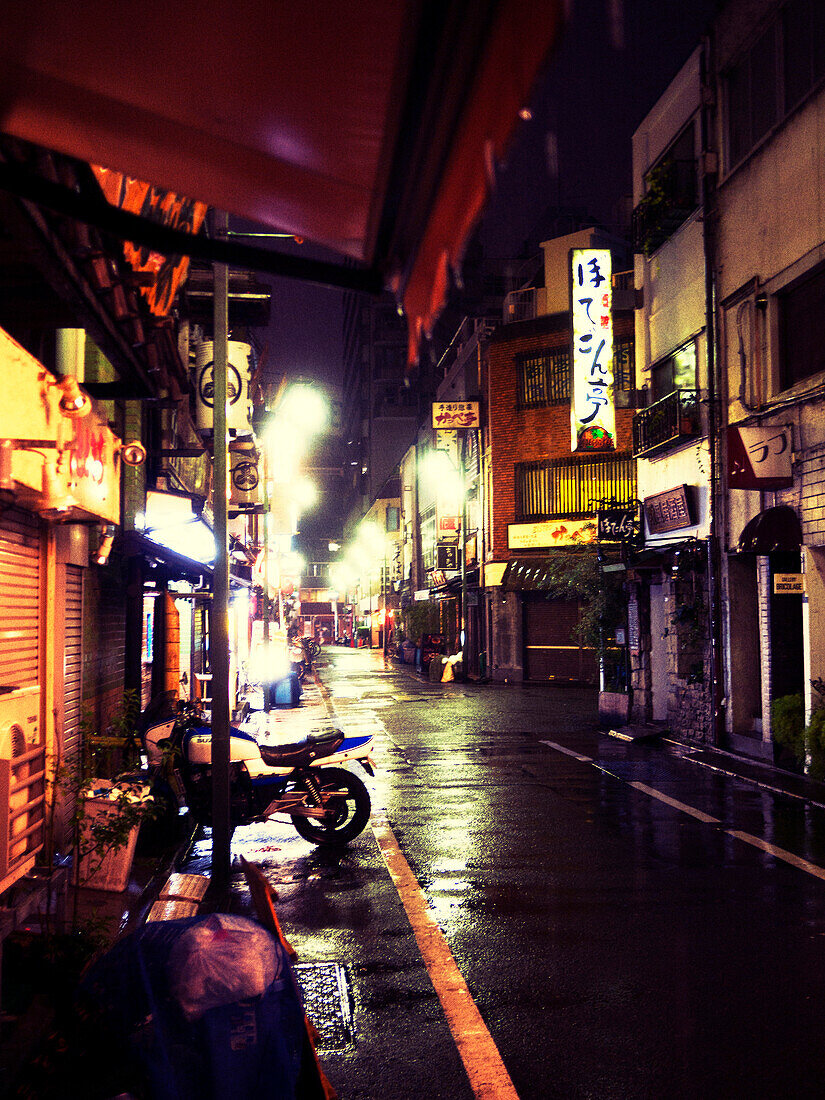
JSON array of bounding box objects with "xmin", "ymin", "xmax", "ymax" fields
[
  {"xmin": 713, "ymin": 0, "xmax": 825, "ymax": 762},
  {"xmin": 341, "ymin": 290, "xmax": 436, "ymax": 528},
  {"xmin": 629, "ymin": 46, "xmax": 718, "ymax": 740},
  {"xmin": 486, "ymin": 228, "xmax": 637, "ymax": 684}
]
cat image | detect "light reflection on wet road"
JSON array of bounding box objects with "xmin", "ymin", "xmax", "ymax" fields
[{"xmin": 220, "ymin": 646, "xmax": 825, "ymax": 1099}]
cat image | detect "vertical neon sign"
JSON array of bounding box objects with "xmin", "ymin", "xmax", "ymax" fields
[{"xmin": 571, "ymin": 248, "xmax": 615, "ymax": 452}]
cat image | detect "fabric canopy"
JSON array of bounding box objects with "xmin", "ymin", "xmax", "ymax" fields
[
  {"xmin": 737, "ymin": 505, "xmax": 802, "ymax": 554},
  {"xmin": 0, "ymin": 1, "xmax": 562, "ymax": 362}
]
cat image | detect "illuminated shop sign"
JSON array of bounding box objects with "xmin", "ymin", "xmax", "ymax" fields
[
  {"xmin": 432, "ymin": 401, "xmax": 479, "ymax": 429},
  {"xmin": 508, "ymin": 518, "xmax": 596, "ymax": 550},
  {"xmin": 92, "ymin": 166, "xmax": 208, "ymax": 317},
  {"xmin": 570, "ymin": 248, "xmax": 615, "ymax": 452}
]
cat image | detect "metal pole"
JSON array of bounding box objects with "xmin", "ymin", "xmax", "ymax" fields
[
  {"xmin": 460, "ymin": 438, "xmax": 467, "ymax": 655},
  {"xmin": 210, "ymin": 210, "xmax": 231, "ymax": 892},
  {"xmin": 262, "ymin": 451, "xmax": 271, "ymax": 713}
]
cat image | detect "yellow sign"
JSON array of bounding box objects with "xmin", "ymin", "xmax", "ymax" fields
[
  {"xmin": 508, "ymin": 518, "xmax": 597, "ymax": 550},
  {"xmin": 774, "ymin": 573, "xmax": 804, "ymax": 595}
]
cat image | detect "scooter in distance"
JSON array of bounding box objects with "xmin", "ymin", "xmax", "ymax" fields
[{"xmin": 141, "ymin": 698, "xmax": 375, "ymax": 846}]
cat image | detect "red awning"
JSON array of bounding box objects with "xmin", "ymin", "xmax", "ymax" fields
[{"xmin": 0, "ymin": 1, "xmax": 562, "ymax": 362}]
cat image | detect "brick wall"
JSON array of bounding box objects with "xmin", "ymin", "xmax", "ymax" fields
[
  {"xmin": 488, "ymin": 313, "xmax": 636, "ymax": 560},
  {"xmin": 777, "ymin": 441, "xmax": 825, "ymax": 548}
]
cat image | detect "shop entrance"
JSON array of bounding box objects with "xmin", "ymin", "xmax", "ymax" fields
[
  {"xmin": 649, "ymin": 582, "xmax": 669, "ymax": 721},
  {"xmin": 769, "ymin": 552, "xmax": 804, "ymax": 700},
  {"xmin": 523, "ymin": 596, "xmax": 597, "ymax": 684}
]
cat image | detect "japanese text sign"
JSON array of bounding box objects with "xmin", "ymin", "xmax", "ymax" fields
[
  {"xmin": 432, "ymin": 401, "xmax": 480, "ymax": 429},
  {"xmin": 570, "ymin": 248, "xmax": 616, "ymax": 452},
  {"xmin": 727, "ymin": 424, "xmax": 793, "ymax": 489},
  {"xmin": 643, "ymin": 485, "xmax": 694, "ymax": 535},
  {"xmin": 508, "ymin": 518, "xmax": 597, "ymax": 550}
]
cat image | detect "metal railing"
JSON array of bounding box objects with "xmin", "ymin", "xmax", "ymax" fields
[
  {"xmin": 516, "ymin": 453, "xmax": 636, "ymax": 520},
  {"xmin": 632, "ymin": 389, "xmax": 700, "ymax": 457},
  {"xmin": 503, "ymin": 287, "xmax": 538, "ymax": 323}
]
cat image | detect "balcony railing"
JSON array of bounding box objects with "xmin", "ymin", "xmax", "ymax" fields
[
  {"xmin": 632, "ymin": 389, "xmax": 701, "ymax": 457},
  {"xmin": 503, "ymin": 287, "xmax": 538, "ymax": 323}
]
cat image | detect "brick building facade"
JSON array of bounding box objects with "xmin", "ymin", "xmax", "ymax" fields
[{"xmin": 486, "ymin": 296, "xmax": 636, "ymax": 683}]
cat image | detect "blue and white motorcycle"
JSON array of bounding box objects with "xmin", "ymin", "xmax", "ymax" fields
[{"xmin": 141, "ymin": 697, "xmax": 375, "ymax": 846}]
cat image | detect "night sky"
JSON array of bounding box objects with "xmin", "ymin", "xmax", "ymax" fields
[
  {"xmin": 257, "ymin": 0, "xmax": 720, "ymax": 543},
  {"xmin": 259, "ymin": 0, "xmax": 719, "ymax": 405}
]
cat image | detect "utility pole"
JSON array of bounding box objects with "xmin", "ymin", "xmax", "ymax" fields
[{"xmin": 210, "ymin": 210, "xmax": 231, "ymax": 892}]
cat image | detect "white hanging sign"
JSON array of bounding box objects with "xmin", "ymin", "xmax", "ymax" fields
[{"xmin": 570, "ymin": 248, "xmax": 616, "ymax": 452}]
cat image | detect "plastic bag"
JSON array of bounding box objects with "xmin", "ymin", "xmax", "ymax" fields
[{"xmin": 167, "ymin": 913, "xmax": 283, "ymax": 1020}]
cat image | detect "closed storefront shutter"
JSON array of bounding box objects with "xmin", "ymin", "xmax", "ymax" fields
[
  {"xmin": 61, "ymin": 565, "xmax": 83, "ymax": 842},
  {"xmin": 523, "ymin": 596, "xmax": 597, "ymax": 684},
  {"xmin": 0, "ymin": 509, "xmax": 41, "ymax": 691}
]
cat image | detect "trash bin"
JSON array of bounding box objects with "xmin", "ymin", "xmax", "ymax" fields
[
  {"xmin": 268, "ymin": 673, "xmax": 302, "ymax": 708},
  {"xmin": 78, "ymin": 915, "xmax": 306, "ymax": 1100}
]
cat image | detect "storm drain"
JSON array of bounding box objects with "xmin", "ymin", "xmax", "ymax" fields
[{"xmin": 293, "ymin": 962, "xmax": 355, "ymax": 1051}]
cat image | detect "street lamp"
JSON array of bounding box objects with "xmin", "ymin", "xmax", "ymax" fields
[
  {"xmin": 259, "ymin": 384, "xmax": 328, "ymax": 702},
  {"xmin": 420, "ymin": 447, "xmax": 467, "ymax": 651}
]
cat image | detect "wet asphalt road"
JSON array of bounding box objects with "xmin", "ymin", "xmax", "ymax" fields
[{"xmin": 227, "ymin": 647, "xmax": 825, "ymax": 1100}]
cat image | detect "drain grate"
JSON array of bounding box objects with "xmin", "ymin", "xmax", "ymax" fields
[{"xmin": 293, "ymin": 962, "xmax": 355, "ymax": 1051}]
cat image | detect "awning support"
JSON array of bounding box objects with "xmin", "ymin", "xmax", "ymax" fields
[{"xmin": 0, "ymin": 161, "xmax": 384, "ymax": 295}]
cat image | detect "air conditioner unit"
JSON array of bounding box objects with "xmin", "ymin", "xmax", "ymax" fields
[{"xmin": 0, "ymin": 686, "xmax": 46, "ymax": 894}]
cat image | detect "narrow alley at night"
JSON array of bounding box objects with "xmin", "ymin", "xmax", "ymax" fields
[{"xmin": 2, "ymin": 0, "xmax": 825, "ymax": 1096}]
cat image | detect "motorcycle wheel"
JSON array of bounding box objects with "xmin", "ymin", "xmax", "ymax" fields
[{"xmin": 291, "ymin": 766, "xmax": 371, "ymax": 846}]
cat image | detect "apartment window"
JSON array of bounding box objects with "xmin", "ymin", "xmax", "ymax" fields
[
  {"xmin": 420, "ymin": 509, "xmax": 436, "ymax": 571},
  {"xmin": 517, "ymin": 348, "xmax": 570, "ymax": 407},
  {"xmin": 386, "ymin": 506, "xmax": 400, "ymax": 532},
  {"xmin": 515, "ymin": 453, "xmax": 636, "ymax": 520},
  {"xmin": 614, "ymin": 338, "xmax": 635, "ymax": 393},
  {"xmin": 726, "ymin": 0, "xmax": 825, "ymax": 169},
  {"xmin": 651, "ymin": 341, "xmax": 697, "ymax": 402},
  {"xmin": 632, "ymin": 123, "xmax": 698, "ymax": 256},
  {"xmin": 727, "ymin": 24, "xmax": 779, "ymax": 166},
  {"xmin": 780, "ymin": 262, "xmax": 825, "ymax": 389}
]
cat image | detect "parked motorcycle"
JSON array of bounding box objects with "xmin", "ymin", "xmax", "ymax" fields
[{"xmin": 140, "ymin": 697, "xmax": 375, "ymax": 846}]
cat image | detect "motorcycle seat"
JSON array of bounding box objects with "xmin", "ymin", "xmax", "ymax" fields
[{"xmin": 258, "ymin": 727, "xmax": 345, "ymax": 768}]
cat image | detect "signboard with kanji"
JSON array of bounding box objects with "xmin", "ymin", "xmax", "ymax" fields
[
  {"xmin": 598, "ymin": 506, "xmax": 640, "ymax": 543},
  {"xmin": 432, "ymin": 401, "xmax": 480, "ymax": 429},
  {"xmin": 508, "ymin": 518, "xmax": 597, "ymax": 550},
  {"xmin": 643, "ymin": 485, "xmax": 694, "ymax": 535},
  {"xmin": 436, "ymin": 543, "xmax": 461, "ymax": 570},
  {"xmin": 571, "ymin": 248, "xmax": 616, "ymax": 452}
]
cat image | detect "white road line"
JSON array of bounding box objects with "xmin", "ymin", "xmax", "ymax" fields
[
  {"xmin": 627, "ymin": 780, "xmax": 720, "ymax": 824},
  {"xmin": 725, "ymin": 830, "xmax": 825, "ymax": 881},
  {"xmin": 541, "ymin": 741, "xmax": 825, "ymax": 882},
  {"xmin": 539, "ymin": 740, "xmax": 592, "ymax": 763}
]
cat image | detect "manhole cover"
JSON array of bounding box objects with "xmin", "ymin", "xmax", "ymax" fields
[{"xmin": 293, "ymin": 962, "xmax": 355, "ymax": 1051}]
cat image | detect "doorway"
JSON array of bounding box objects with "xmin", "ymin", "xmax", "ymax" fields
[{"xmin": 649, "ymin": 582, "xmax": 668, "ymax": 722}]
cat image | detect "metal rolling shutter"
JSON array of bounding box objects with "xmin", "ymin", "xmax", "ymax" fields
[
  {"xmin": 523, "ymin": 596, "xmax": 597, "ymax": 684},
  {"xmin": 63, "ymin": 566, "xmax": 83, "ymax": 775},
  {"xmin": 0, "ymin": 509, "xmax": 41, "ymax": 691}
]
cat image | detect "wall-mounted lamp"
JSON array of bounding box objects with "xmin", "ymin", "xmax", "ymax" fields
[
  {"xmin": 44, "ymin": 374, "xmax": 92, "ymax": 419},
  {"xmin": 94, "ymin": 524, "xmax": 117, "ymax": 565},
  {"xmin": 0, "ymin": 437, "xmax": 76, "ymax": 514},
  {"xmin": 114, "ymin": 439, "xmax": 147, "ymax": 467}
]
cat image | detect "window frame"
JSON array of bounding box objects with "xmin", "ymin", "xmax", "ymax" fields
[
  {"xmin": 779, "ymin": 261, "xmax": 825, "ymax": 390},
  {"xmin": 724, "ymin": 0, "xmax": 825, "ymax": 175},
  {"xmin": 514, "ymin": 452, "xmax": 637, "ymax": 521},
  {"xmin": 516, "ymin": 347, "xmax": 571, "ymax": 409}
]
